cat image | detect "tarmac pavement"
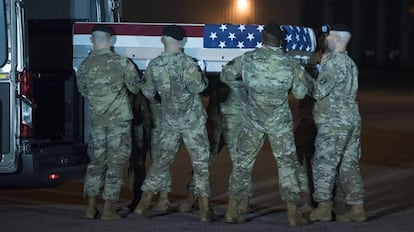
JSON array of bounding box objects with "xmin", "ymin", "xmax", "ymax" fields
[{"xmin": 1, "ymin": 80, "xmax": 414, "ymax": 232}]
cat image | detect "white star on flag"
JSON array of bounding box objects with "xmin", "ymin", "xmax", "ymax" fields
[
  {"xmin": 219, "ymin": 41, "xmax": 226, "ymax": 48},
  {"xmin": 209, "ymin": 32, "xmax": 217, "ymax": 40},
  {"xmin": 246, "ymin": 33, "xmax": 255, "ymax": 41}
]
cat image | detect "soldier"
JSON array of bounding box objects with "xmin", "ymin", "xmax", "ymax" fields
[
  {"xmin": 76, "ymin": 24, "xmax": 142, "ymax": 220},
  {"xmin": 293, "ymin": 95, "xmax": 315, "ymax": 217},
  {"xmin": 126, "ymin": 91, "xmax": 151, "ymax": 212},
  {"xmin": 134, "ymin": 25, "xmax": 213, "ymax": 222},
  {"xmin": 177, "ymin": 69, "xmax": 227, "ymax": 213},
  {"xmin": 126, "ymin": 74, "xmax": 174, "ymax": 213},
  {"xmin": 307, "ymin": 24, "xmax": 366, "ymax": 222},
  {"xmin": 218, "ymin": 67, "xmax": 249, "ymax": 217},
  {"xmin": 146, "ymin": 97, "xmax": 173, "ymax": 211},
  {"xmin": 292, "ymin": 25, "xmax": 331, "ymax": 215},
  {"xmin": 220, "ymin": 23, "xmax": 310, "ymax": 226}
]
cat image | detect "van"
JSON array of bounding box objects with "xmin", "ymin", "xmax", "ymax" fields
[{"xmin": 0, "ymin": 0, "xmax": 120, "ymax": 187}]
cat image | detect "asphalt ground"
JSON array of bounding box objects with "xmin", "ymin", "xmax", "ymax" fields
[{"xmin": 1, "ymin": 81, "xmax": 414, "ymax": 232}]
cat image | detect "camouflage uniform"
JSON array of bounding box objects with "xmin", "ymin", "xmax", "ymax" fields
[
  {"xmin": 293, "ymin": 93, "xmax": 316, "ymax": 210},
  {"xmin": 147, "ymin": 99, "xmax": 172, "ymax": 191},
  {"xmin": 141, "ymin": 51, "xmax": 212, "ymax": 197},
  {"xmin": 218, "ymin": 71, "xmax": 249, "ymax": 196},
  {"xmin": 292, "ymin": 51, "xmax": 324, "ymax": 204},
  {"xmin": 309, "ymin": 51, "xmax": 364, "ymax": 205},
  {"xmin": 204, "ymin": 78, "xmax": 228, "ymax": 161},
  {"xmin": 181, "ymin": 78, "xmax": 228, "ymax": 199},
  {"xmin": 76, "ymin": 49, "xmax": 141, "ymax": 201},
  {"xmin": 128, "ymin": 94, "xmax": 172, "ymax": 212},
  {"xmin": 128, "ymin": 91, "xmax": 152, "ymax": 210},
  {"xmin": 221, "ymin": 45, "xmax": 308, "ymax": 202}
]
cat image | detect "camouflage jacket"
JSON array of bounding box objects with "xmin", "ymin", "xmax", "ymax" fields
[
  {"xmin": 310, "ymin": 51, "xmax": 360, "ymax": 124},
  {"xmin": 221, "ymin": 45, "xmax": 308, "ymax": 132},
  {"xmin": 219, "ymin": 69, "xmax": 248, "ymax": 115},
  {"xmin": 142, "ymin": 51, "xmax": 208, "ymax": 129},
  {"xmin": 76, "ymin": 49, "xmax": 141, "ymax": 126}
]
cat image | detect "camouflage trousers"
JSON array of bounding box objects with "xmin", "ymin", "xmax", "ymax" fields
[
  {"xmin": 294, "ymin": 118, "xmax": 317, "ymax": 195},
  {"xmin": 312, "ymin": 122, "xmax": 365, "ymax": 205},
  {"xmin": 184, "ymin": 111, "xmax": 223, "ymax": 192},
  {"xmin": 222, "ymin": 113, "xmax": 253, "ymax": 197},
  {"xmin": 149, "ymin": 125, "xmax": 172, "ymax": 192},
  {"xmin": 141, "ymin": 124, "xmax": 212, "ymax": 197},
  {"xmin": 230, "ymin": 127, "xmax": 302, "ymax": 202},
  {"xmin": 128, "ymin": 121, "xmax": 148, "ymax": 207},
  {"xmin": 83, "ymin": 121, "xmax": 132, "ymax": 201}
]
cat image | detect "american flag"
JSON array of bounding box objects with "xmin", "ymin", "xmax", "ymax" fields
[
  {"xmin": 202, "ymin": 24, "xmax": 316, "ymax": 52},
  {"xmin": 203, "ymin": 24, "xmax": 264, "ymax": 49},
  {"xmin": 281, "ymin": 25, "xmax": 316, "ymax": 52}
]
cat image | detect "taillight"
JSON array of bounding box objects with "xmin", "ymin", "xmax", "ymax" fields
[
  {"xmin": 19, "ymin": 69, "xmax": 33, "ymax": 99},
  {"xmin": 18, "ymin": 69, "xmax": 34, "ymax": 138},
  {"xmin": 21, "ymin": 102, "xmax": 33, "ymax": 138},
  {"xmin": 48, "ymin": 173, "xmax": 60, "ymax": 180}
]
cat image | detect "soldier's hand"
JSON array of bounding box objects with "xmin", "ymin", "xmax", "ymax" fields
[{"xmin": 187, "ymin": 66, "xmax": 197, "ymax": 74}]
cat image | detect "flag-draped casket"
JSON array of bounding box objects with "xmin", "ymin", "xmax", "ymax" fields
[{"xmin": 73, "ymin": 22, "xmax": 316, "ymax": 73}]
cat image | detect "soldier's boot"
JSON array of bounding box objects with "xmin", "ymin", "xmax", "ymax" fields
[
  {"xmin": 85, "ymin": 197, "xmax": 98, "ymax": 219},
  {"xmin": 198, "ymin": 197, "xmax": 213, "ymax": 222},
  {"xmin": 225, "ymin": 198, "xmax": 244, "ymax": 224},
  {"xmin": 153, "ymin": 191, "xmax": 171, "ymax": 212},
  {"xmin": 133, "ymin": 191, "xmax": 153, "ymax": 216},
  {"xmin": 286, "ymin": 202, "xmax": 309, "ymax": 226},
  {"xmin": 309, "ymin": 201, "xmax": 333, "ymax": 222},
  {"xmin": 336, "ymin": 204, "xmax": 366, "ymax": 222},
  {"xmin": 238, "ymin": 196, "xmax": 250, "ymax": 214},
  {"xmin": 101, "ymin": 200, "xmax": 121, "ymax": 220},
  {"xmin": 178, "ymin": 193, "xmax": 197, "ymax": 212}
]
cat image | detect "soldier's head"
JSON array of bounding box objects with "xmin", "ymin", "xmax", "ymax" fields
[
  {"xmin": 325, "ymin": 24, "xmax": 351, "ymax": 53},
  {"xmin": 263, "ymin": 23, "xmax": 284, "ymax": 47},
  {"xmin": 161, "ymin": 25, "xmax": 185, "ymax": 51},
  {"xmin": 90, "ymin": 24, "xmax": 114, "ymax": 49}
]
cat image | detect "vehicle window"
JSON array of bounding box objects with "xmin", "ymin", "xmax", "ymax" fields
[{"xmin": 0, "ymin": 0, "xmax": 7, "ymax": 67}]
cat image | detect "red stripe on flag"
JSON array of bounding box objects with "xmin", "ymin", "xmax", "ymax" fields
[{"xmin": 73, "ymin": 22, "xmax": 204, "ymax": 37}]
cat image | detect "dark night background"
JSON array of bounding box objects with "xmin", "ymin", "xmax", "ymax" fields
[{"xmin": 23, "ymin": 0, "xmax": 414, "ymax": 85}]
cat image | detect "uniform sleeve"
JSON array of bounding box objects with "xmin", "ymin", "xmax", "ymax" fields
[
  {"xmin": 141, "ymin": 65, "xmax": 157, "ymax": 100},
  {"xmin": 183, "ymin": 57, "xmax": 207, "ymax": 93},
  {"xmin": 291, "ymin": 62, "xmax": 309, "ymax": 99},
  {"xmin": 303, "ymin": 71, "xmax": 317, "ymax": 97},
  {"xmin": 220, "ymin": 55, "xmax": 243, "ymax": 86},
  {"xmin": 313, "ymin": 62, "xmax": 338, "ymax": 100},
  {"xmin": 122, "ymin": 57, "xmax": 141, "ymax": 95},
  {"xmin": 75, "ymin": 63, "xmax": 88, "ymax": 97}
]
